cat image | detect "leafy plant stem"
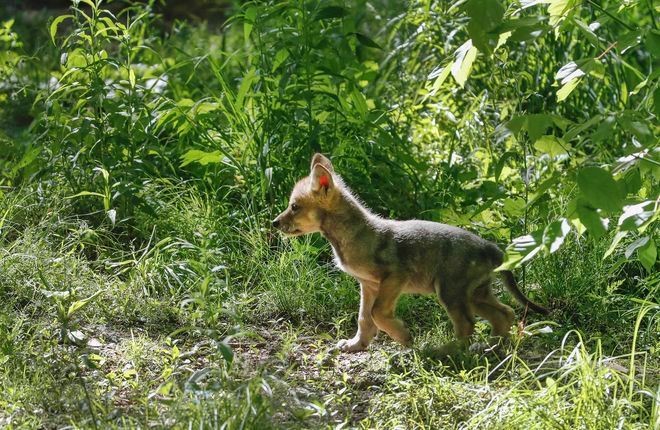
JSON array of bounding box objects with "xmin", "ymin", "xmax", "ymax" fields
[
  {"xmin": 647, "ymin": 0, "xmax": 658, "ymax": 30},
  {"xmin": 586, "ymin": 0, "xmax": 635, "ymax": 32}
]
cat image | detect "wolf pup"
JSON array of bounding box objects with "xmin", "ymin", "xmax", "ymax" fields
[{"xmin": 273, "ymin": 154, "xmax": 549, "ymax": 352}]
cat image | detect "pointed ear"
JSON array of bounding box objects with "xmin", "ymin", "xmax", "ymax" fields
[
  {"xmin": 310, "ymin": 153, "xmax": 334, "ymax": 173},
  {"xmin": 310, "ymin": 163, "xmax": 334, "ymax": 193}
]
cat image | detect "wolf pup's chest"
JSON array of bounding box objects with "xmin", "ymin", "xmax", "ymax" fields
[{"xmin": 328, "ymin": 239, "xmax": 383, "ymax": 283}]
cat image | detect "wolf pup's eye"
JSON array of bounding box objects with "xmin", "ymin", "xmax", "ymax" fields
[{"xmin": 291, "ymin": 203, "xmax": 300, "ymax": 212}]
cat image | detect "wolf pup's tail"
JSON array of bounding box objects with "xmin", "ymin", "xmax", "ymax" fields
[{"xmin": 500, "ymin": 270, "xmax": 550, "ymax": 315}]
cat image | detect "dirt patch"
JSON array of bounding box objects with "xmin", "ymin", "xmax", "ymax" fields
[{"xmin": 229, "ymin": 324, "xmax": 409, "ymax": 426}]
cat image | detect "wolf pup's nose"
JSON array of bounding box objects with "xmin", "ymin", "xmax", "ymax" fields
[{"xmin": 272, "ymin": 219, "xmax": 280, "ymax": 228}]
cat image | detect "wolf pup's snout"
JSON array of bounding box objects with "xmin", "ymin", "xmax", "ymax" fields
[{"xmin": 272, "ymin": 219, "xmax": 280, "ymax": 228}]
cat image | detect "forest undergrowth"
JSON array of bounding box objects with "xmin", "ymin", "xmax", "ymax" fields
[{"xmin": 0, "ymin": 0, "xmax": 658, "ymax": 428}]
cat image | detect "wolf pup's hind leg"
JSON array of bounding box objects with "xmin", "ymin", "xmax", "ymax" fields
[
  {"xmin": 436, "ymin": 279, "xmax": 476, "ymax": 340},
  {"xmin": 471, "ymin": 280, "xmax": 515, "ymax": 337}
]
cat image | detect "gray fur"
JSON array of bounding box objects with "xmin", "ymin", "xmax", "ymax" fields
[{"xmin": 273, "ymin": 154, "xmax": 549, "ymax": 352}]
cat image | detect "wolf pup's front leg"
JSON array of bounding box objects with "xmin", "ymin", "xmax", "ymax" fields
[{"xmin": 337, "ymin": 280, "xmax": 378, "ymax": 352}]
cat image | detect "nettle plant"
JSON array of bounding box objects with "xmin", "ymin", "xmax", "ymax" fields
[
  {"xmin": 46, "ymin": 0, "xmax": 168, "ymax": 217},
  {"xmin": 410, "ymin": 0, "xmax": 658, "ymax": 272}
]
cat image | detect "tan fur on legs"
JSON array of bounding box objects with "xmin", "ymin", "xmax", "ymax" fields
[
  {"xmin": 371, "ymin": 278, "xmax": 411, "ymax": 347},
  {"xmin": 445, "ymin": 304, "xmax": 476, "ymax": 340},
  {"xmin": 428, "ymin": 302, "xmax": 474, "ymax": 357},
  {"xmin": 471, "ymin": 282, "xmax": 515, "ymax": 337},
  {"xmin": 336, "ymin": 280, "xmax": 378, "ymax": 352}
]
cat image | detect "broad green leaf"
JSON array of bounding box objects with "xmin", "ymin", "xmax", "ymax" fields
[
  {"xmin": 177, "ymin": 98, "xmax": 195, "ymax": 107},
  {"xmin": 556, "ymin": 61, "xmax": 585, "ymax": 85},
  {"xmin": 557, "ymin": 77, "xmax": 581, "ymax": 101},
  {"xmin": 569, "ymin": 216, "xmax": 587, "ymax": 236},
  {"xmin": 618, "ymin": 201, "xmax": 657, "ymax": 231},
  {"xmin": 506, "ymin": 114, "xmax": 569, "ymax": 142},
  {"xmin": 218, "ymin": 341, "xmax": 234, "ymax": 366},
  {"xmin": 426, "ymin": 65, "xmax": 451, "ymax": 98},
  {"xmin": 180, "ymin": 150, "xmax": 222, "ymax": 167},
  {"xmin": 2, "ymin": 18, "xmax": 15, "ymax": 30},
  {"xmin": 534, "ymin": 135, "xmax": 568, "ymax": 157},
  {"xmin": 193, "ymin": 101, "xmax": 218, "ymax": 115},
  {"xmin": 504, "ymin": 115, "xmax": 526, "ymax": 134},
  {"xmin": 638, "ymin": 239, "xmax": 657, "ymax": 272},
  {"xmin": 563, "ymin": 114, "xmax": 601, "ymax": 141},
  {"xmin": 463, "ymin": 0, "xmax": 504, "ymax": 29},
  {"xmin": 577, "ymin": 167, "xmax": 623, "ymax": 212},
  {"xmin": 493, "ymin": 151, "xmax": 519, "ymax": 181},
  {"xmin": 509, "ymin": 24, "xmax": 549, "ymax": 42},
  {"xmin": 503, "ymin": 198, "xmax": 525, "ymax": 217},
  {"xmin": 463, "ymin": 0, "xmax": 504, "ymax": 54},
  {"xmin": 555, "ymin": 59, "xmax": 603, "ymax": 102},
  {"xmin": 244, "ymin": 21, "xmax": 253, "ymax": 42},
  {"xmin": 350, "ymin": 87, "xmax": 368, "ymax": 118},
  {"xmin": 495, "ymin": 31, "xmax": 512, "ymax": 51},
  {"xmin": 50, "ymin": 15, "xmax": 73, "ymax": 45},
  {"xmin": 67, "ymin": 290, "xmax": 102, "ymax": 317},
  {"xmin": 244, "ymin": 6, "xmax": 257, "ymax": 21},
  {"xmin": 621, "ymin": 81, "xmax": 628, "ymax": 105},
  {"xmin": 78, "ymin": 0, "xmax": 97, "ymax": 10},
  {"xmin": 527, "ymin": 170, "xmax": 561, "ymax": 205},
  {"xmin": 543, "ymin": 218, "xmax": 571, "ymax": 253},
  {"xmin": 618, "ymin": 31, "xmax": 642, "ymax": 54},
  {"xmin": 99, "ymin": 16, "xmax": 119, "ymax": 33},
  {"xmin": 10, "ymin": 147, "xmax": 40, "ymax": 175},
  {"xmin": 499, "ymin": 229, "xmax": 544, "ymax": 270},
  {"xmin": 548, "ymin": 0, "xmax": 577, "ymax": 27},
  {"xmin": 592, "ymin": 115, "xmax": 616, "ymax": 143},
  {"xmin": 526, "ymin": 115, "xmax": 555, "ymax": 142},
  {"xmin": 573, "ymin": 19, "xmax": 600, "ymax": 47},
  {"xmin": 618, "ymin": 114, "xmax": 653, "ymax": 144},
  {"xmin": 625, "ymin": 236, "xmax": 649, "ymax": 259},
  {"xmin": 497, "ymin": 15, "xmax": 546, "ymax": 31},
  {"xmin": 451, "ymin": 40, "xmax": 478, "ymax": 88},
  {"xmin": 157, "ymin": 382, "xmax": 174, "ymax": 396},
  {"xmin": 576, "ymin": 200, "xmax": 608, "ymax": 239}
]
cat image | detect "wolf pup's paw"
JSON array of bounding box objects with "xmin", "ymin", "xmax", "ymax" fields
[
  {"xmin": 336, "ymin": 337, "xmax": 368, "ymax": 352},
  {"xmin": 469, "ymin": 337, "xmax": 505, "ymax": 354},
  {"xmin": 468, "ymin": 341, "xmax": 490, "ymax": 354}
]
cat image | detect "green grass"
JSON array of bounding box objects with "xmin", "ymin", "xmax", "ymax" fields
[
  {"xmin": 0, "ymin": 0, "xmax": 658, "ymax": 428},
  {"xmin": 0, "ymin": 184, "xmax": 657, "ymax": 428}
]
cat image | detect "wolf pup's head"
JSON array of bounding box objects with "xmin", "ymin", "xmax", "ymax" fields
[{"xmin": 272, "ymin": 153, "xmax": 339, "ymax": 236}]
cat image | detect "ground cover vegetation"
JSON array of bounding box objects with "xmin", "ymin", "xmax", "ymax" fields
[{"xmin": 0, "ymin": 0, "xmax": 658, "ymax": 428}]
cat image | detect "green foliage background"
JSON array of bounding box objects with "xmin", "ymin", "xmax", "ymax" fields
[{"xmin": 0, "ymin": 0, "xmax": 658, "ymax": 428}]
